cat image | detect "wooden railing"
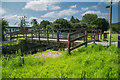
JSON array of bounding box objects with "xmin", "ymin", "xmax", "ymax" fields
[
  {"xmin": 6, "ymin": 28, "xmax": 85, "ymax": 41},
  {"xmin": 5, "ymin": 28, "xmax": 102, "ymax": 55},
  {"xmin": 67, "ymin": 28, "xmax": 101, "ymax": 54}
]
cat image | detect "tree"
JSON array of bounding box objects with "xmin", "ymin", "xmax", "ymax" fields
[
  {"xmin": 31, "ymin": 19, "xmax": 38, "ymax": 29},
  {"xmin": 75, "ymin": 18, "xmax": 80, "ymax": 23},
  {"xmin": 19, "ymin": 16, "xmax": 28, "ymax": 30},
  {"xmin": 111, "ymin": 23, "xmax": 120, "ymax": 33},
  {"xmin": 91, "ymin": 18, "xmax": 109, "ymax": 32},
  {"xmin": 70, "ymin": 16, "xmax": 75, "ymax": 23},
  {"xmin": 53, "ymin": 18, "xmax": 71, "ymax": 29},
  {"xmin": 40, "ymin": 20, "xmax": 51, "ymax": 29},
  {"xmin": 82, "ymin": 14, "xmax": 98, "ymax": 23},
  {"xmin": 0, "ymin": 18, "xmax": 9, "ymax": 41},
  {"xmin": 70, "ymin": 23, "xmax": 82, "ymax": 28}
]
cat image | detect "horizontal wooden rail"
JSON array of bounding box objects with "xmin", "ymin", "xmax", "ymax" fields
[
  {"xmin": 67, "ymin": 28, "xmax": 102, "ymax": 55},
  {"xmin": 70, "ymin": 42, "xmax": 86, "ymax": 51},
  {"xmin": 70, "ymin": 35, "xmax": 86, "ymax": 43},
  {"xmin": 69, "ymin": 28, "xmax": 86, "ymax": 36}
]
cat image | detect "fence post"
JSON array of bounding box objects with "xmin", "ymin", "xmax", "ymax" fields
[
  {"xmin": 94, "ymin": 30, "xmax": 95, "ymax": 43},
  {"xmin": 57, "ymin": 30, "xmax": 59, "ymax": 42},
  {"xmin": 52, "ymin": 30, "xmax": 53, "ymax": 38},
  {"xmin": 17, "ymin": 33, "xmax": 18, "ymax": 40},
  {"xmin": 31, "ymin": 32, "xmax": 33, "ymax": 43},
  {"xmin": 68, "ymin": 34, "xmax": 71, "ymax": 55},
  {"xmin": 100, "ymin": 30, "xmax": 102, "ymax": 39},
  {"xmin": 85, "ymin": 30, "xmax": 87, "ymax": 47},
  {"xmin": 97, "ymin": 30, "xmax": 99, "ymax": 41},
  {"xmin": 118, "ymin": 35, "xmax": 120, "ymax": 48},
  {"xmin": 36, "ymin": 31, "xmax": 37, "ymax": 38},
  {"xmin": 39, "ymin": 31, "xmax": 40, "ymax": 43},
  {"xmin": 46, "ymin": 29, "xmax": 49, "ymax": 42},
  {"xmin": 26, "ymin": 32, "xmax": 27, "ymax": 40},
  {"xmin": 10, "ymin": 29, "xmax": 11, "ymax": 41}
]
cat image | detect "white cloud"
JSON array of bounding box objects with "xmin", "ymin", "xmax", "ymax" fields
[
  {"xmin": 23, "ymin": 1, "xmax": 60, "ymax": 11},
  {"xmin": 81, "ymin": 7, "xmax": 88, "ymax": 11},
  {"xmin": 3, "ymin": 15, "xmax": 22, "ymax": 20},
  {"xmin": 70, "ymin": 5, "xmax": 77, "ymax": 8},
  {"xmin": 48, "ymin": 5, "xmax": 60, "ymax": 10},
  {"xmin": 29, "ymin": 17, "xmax": 42, "ymax": 22},
  {"xmin": 0, "ymin": 8, "xmax": 6, "ymax": 15},
  {"xmin": 91, "ymin": 6, "xmax": 98, "ymax": 9},
  {"xmin": 41, "ymin": 9, "xmax": 80, "ymax": 18},
  {"xmin": 64, "ymin": 17, "xmax": 69, "ymax": 21},
  {"xmin": 82, "ymin": 10, "xmax": 109, "ymax": 19}
]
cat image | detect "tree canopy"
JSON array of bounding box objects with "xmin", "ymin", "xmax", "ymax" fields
[
  {"xmin": 31, "ymin": 19, "xmax": 39, "ymax": 29},
  {"xmin": 0, "ymin": 18, "xmax": 9, "ymax": 41},
  {"xmin": 91, "ymin": 18, "xmax": 109, "ymax": 32},
  {"xmin": 40, "ymin": 20, "xmax": 51, "ymax": 29},
  {"xmin": 53, "ymin": 18, "xmax": 71, "ymax": 29},
  {"xmin": 82, "ymin": 14, "xmax": 98, "ymax": 23}
]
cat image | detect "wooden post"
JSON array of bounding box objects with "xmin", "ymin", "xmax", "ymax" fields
[
  {"xmin": 57, "ymin": 30, "xmax": 59, "ymax": 42},
  {"xmin": 21, "ymin": 57, "xmax": 24, "ymax": 64},
  {"xmin": 100, "ymin": 30, "xmax": 102, "ymax": 39},
  {"xmin": 10, "ymin": 29, "xmax": 11, "ymax": 41},
  {"xmin": 68, "ymin": 34, "xmax": 71, "ymax": 55},
  {"xmin": 97, "ymin": 30, "xmax": 99, "ymax": 41},
  {"xmin": 46, "ymin": 30, "xmax": 49, "ymax": 42},
  {"xmin": 17, "ymin": 33, "xmax": 18, "ymax": 40},
  {"xmin": 36, "ymin": 32, "xmax": 37, "ymax": 38},
  {"xmin": 26, "ymin": 32, "xmax": 27, "ymax": 40},
  {"xmin": 32, "ymin": 32, "xmax": 33, "ymax": 43},
  {"xmin": 94, "ymin": 30, "xmax": 95, "ymax": 43},
  {"xmin": 118, "ymin": 35, "xmax": 120, "ymax": 48},
  {"xmin": 39, "ymin": 31, "xmax": 40, "ymax": 42},
  {"xmin": 91, "ymin": 31, "xmax": 92, "ymax": 40},
  {"xmin": 85, "ymin": 30, "xmax": 87, "ymax": 47},
  {"xmin": 52, "ymin": 30, "xmax": 53, "ymax": 38}
]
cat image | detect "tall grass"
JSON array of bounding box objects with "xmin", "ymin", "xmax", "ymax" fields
[{"xmin": 2, "ymin": 44, "xmax": 120, "ymax": 78}]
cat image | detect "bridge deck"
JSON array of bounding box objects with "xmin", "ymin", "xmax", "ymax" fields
[{"xmin": 27, "ymin": 38, "xmax": 84, "ymax": 43}]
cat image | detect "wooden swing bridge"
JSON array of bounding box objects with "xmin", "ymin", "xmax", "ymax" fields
[{"xmin": 6, "ymin": 28, "xmax": 102, "ymax": 54}]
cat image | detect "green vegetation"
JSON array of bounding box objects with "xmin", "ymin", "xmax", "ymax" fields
[
  {"xmin": 2, "ymin": 44, "xmax": 119, "ymax": 78},
  {"xmin": 0, "ymin": 18, "xmax": 9, "ymax": 41},
  {"xmin": 111, "ymin": 22, "xmax": 120, "ymax": 34},
  {"xmin": 99, "ymin": 34, "xmax": 118, "ymax": 42},
  {"xmin": 2, "ymin": 40, "xmax": 21, "ymax": 46}
]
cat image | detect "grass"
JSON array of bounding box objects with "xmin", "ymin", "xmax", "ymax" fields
[
  {"xmin": 2, "ymin": 40, "xmax": 21, "ymax": 46},
  {"xmin": 2, "ymin": 44, "xmax": 120, "ymax": 78}
]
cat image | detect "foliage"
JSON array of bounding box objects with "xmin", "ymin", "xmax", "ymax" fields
[
  {"xmin": 82, "ymin": 14, "xmax": 98, "ymax": 23},
  {"xmin": 0, "ymin": 18, "xmax": 9, "ymax": 41},
  {"xmin": 2, "ymin": 44, "xmax": 119, "ymax": 78},
  {"xmin": 91, "ymin": 18, "xmax": 109, "ymax": 32},
  {"xmin": 40, "ymin": 20, "xmax": 51, "ymax": 29},
  {"xmin": 31, "ymin": 19, "xmax": 39, "ymax": 29},
  {"xmin": 70, "ymin": 23, "xmax": 82, "ymax": 28},
  {"xmin": 2, "ymin": 40, "xmax": 21, "ymax": 46},
  {"xmin": 70, "ymin": 16, "xmax": 76, "ymax": 23},
  {"xmin": 53, "ymin": 18, "xmax": 72, "ymax": 29},
  {"xmin": 111, "ymin": 22, "xmax": 120, "ymax": 34},
  {"xmin": 19, "ymin": 16, "xmax": 28, "ymax": 30}
]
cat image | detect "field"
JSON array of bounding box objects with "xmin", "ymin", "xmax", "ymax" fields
[
  {"xmin": 2, "ymin": 44, "xmax": 120, "ymax": 78},
  {"xmin": 99, "ymin": 34, "xmax": 118, "ymax": 42}
]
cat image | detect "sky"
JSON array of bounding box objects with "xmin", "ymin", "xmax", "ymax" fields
[{"xmin": 0, "ymin": 0, "xmax": 120, "ymax": 27}]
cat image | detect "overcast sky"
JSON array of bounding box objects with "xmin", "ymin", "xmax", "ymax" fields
[{"xmin": 0, "ymin": 0, "xmax": 119, "ymax": 26}]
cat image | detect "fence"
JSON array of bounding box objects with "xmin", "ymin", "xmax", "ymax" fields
[
  {"xmin": 5, "ymin": 28, "xmax": 102, "ymax": 55},
  {"xmin": 68, "ymin": 28, "xmax": 101, "ymax": 54}
]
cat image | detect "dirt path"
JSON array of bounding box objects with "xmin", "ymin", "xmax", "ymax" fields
[{"xmin": 35, "ymin": 51, "xmax": 62, "ymax": 58}]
